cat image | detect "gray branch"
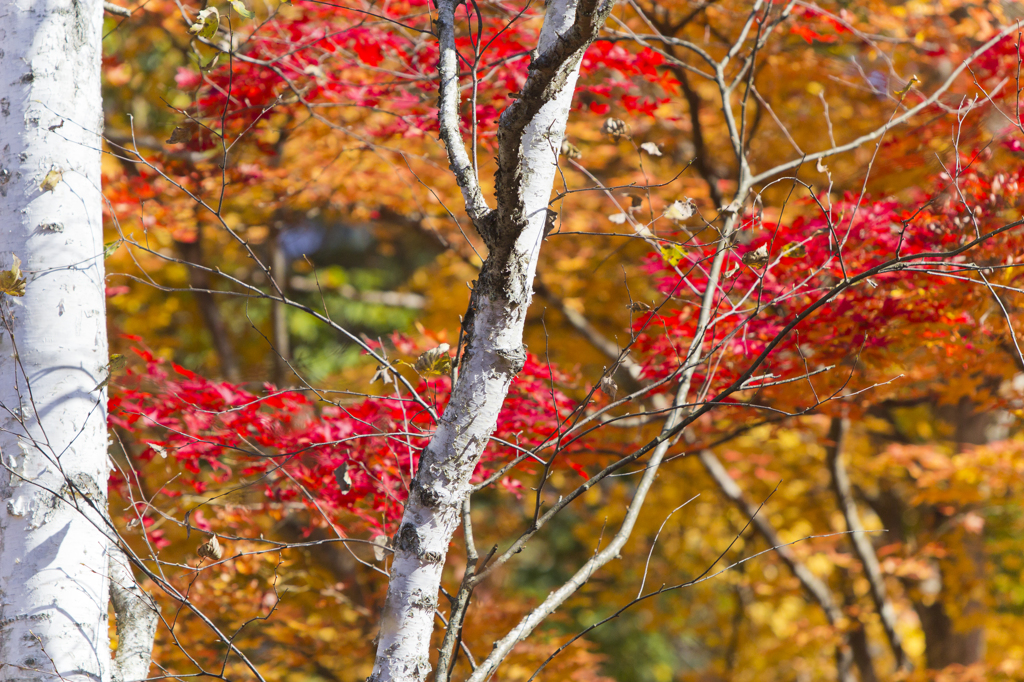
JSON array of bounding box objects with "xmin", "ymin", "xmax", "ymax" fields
[
  {"xmin": 698, "ymin": 449, "xmax": 863, "ymax": 682},
  {"xmin": 827, "ymin": 417, "xmax": 911, "ymax": 672},
  {"xmin": 104, "ymin": 1, "xmax": 131, "ymax": 17},
  {"xmin": 435, "ymin": 0, "xmax": 494, "ymax": 233}
]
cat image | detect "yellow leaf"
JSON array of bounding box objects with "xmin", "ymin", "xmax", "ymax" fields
[
  {"xmin": 781, "ymin": 242, "xmax": 807, "ymax": 258},
  {"xmin": 230, "ymin": 0, "xmax": 255, "ymax": 18},
  {"xmin": 189, "ymin": 7, "xmax": 220, "ymax": 39},
  {"xmin": 39, "ymin": 168, "xmax": 62, "ymax": 193},
  {"xmin": 659, "ymin": 243, "xmax": 686, "ymax": 267},
  {"xmin": 0, "ymin": 255, "xmax": 26, "ymax": 297}
]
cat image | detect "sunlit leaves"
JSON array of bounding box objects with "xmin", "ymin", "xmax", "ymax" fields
[{"xmin": 229, "ymin": 0, "xmax": 255, "ymax": 19}]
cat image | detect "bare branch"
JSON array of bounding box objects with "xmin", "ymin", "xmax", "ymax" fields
[
  {"xmin": 436, "ymin": 0, "xmax": 494, "ymax": 231},
  {"xmin": 826, "ymin": 417, "xmax": 911, "ymax": 672}
]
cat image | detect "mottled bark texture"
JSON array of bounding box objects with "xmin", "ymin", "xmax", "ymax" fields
[
  {"xmin": 0, "ymin": 0, "xmax": 112, "ymax": 680},
  {"xmin": 109, "ymin": 548, "xmax": 159, "ymax": 682},
  {"xmin": 368, "ymin": 1, "xmax": 614, "ymax": 680}
]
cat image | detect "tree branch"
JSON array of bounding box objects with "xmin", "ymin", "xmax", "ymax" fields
[
  {"xmin": 435, "ymin": 0, "xmax": 494, "ymax": 233},
  {"xmin": 749, "ymin": 22, "xmax": 1022, "ymax": 186},
  {"xmin": 826, "ymin": 417, "xmax": 912, "ymax": 672},
  {"xmin": 698, "ymin": 449, "xmax": 861, "ymax": 682},
  {"xmin": 466, "ymin": 208, "xmax": 743, "ymax": 682}
]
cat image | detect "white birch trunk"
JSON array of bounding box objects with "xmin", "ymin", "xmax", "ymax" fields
[
  {"xmin": 109, "ymin": 548, "xmax": 159, "ymax": 682},
  {"xmin": 368, "ymin": 2, "xmax": 595, "ymax": 680},
  {"xmin": 0, "ymin": 0, "xmax": 112, "ymax": 680}
]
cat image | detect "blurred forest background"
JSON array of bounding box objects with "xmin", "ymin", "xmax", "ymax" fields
[{"xmin": 98, "ymin": 0, "xmax": 1024, "ymax": 680}]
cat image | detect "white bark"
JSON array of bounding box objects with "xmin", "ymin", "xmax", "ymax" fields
[
  {"xmin": 109, "ymin": 548, "xmax": 159, "ymax": 682},
  {"xmin": 369, "ymin": 1, "xmax": 606, "ymax": 680},
  {"xmin": 0, "ymin": 0, "xmax": 112, "ymax": 680}
]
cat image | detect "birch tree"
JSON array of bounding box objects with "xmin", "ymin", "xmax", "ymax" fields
[
  {"xmin": 368, "ymin": 1, "xmax": 617, "ymax": 678},
  {"xmin": 0, "ymin": 0, "xmax": 155, "ymax": 680}
]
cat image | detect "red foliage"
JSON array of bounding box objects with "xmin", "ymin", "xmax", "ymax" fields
[{"xmin": 110, "ymin": 346, "xmax": 583, "ymax": 535}]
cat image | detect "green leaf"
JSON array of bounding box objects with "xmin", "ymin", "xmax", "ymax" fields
[
  {"xmin": 188, "ymin": 7, "xmax": 219, "ymax": 39},
  {"xmin": 230, "ymin": 0, "xmax": 255, "ymax": 18},
  {"xmin": 104, "ymin": 240, "xmax": 122, "ymax": 258}
]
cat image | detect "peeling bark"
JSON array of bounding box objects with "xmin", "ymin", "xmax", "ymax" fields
[
  {"xmin": 109, "ymin": 548, "xmax": 159, "ymax": 682},
  {"xmin": 0, "ymin": 0, "xmax": 112, "ymax": 679}
]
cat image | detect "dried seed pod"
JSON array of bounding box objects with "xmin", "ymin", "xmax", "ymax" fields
[
  {"xmin": 598, "ymin": 375, "xmax": 618, "ymax": 400},
  {"xmin": 197, "ymin": 535, "xmax": 223, "ymax": 561},
  {"xmin": 602, "ymin": 118, "xmax": 630, "ymax": 140},
  {"xmin": 560, "ymin": 139, "xmax": 582, "ymax": 160}
]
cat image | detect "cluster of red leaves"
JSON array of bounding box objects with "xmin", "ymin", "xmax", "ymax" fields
[
  {"xmin": 109, "ymin": 341, "xmax": 583, "ymax": 539},
  {"xmin": 788, "ymin": 5, "xmax": 854, "ymax": 44},
  {"xmin": 634, "ymin": 166, "xmax": 1024, "ymax": 407},
  {"xmin": 171, "ymin": 0, "xmax": 676, "ymax": 146}
]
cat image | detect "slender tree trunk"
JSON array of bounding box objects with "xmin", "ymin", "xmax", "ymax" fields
[
  {"xmin": 0, "ymin": 0, "xmax": 112, "ymax": 679},
  {"xmin": 177, "ymin": 234, "xmax": 242, "ymax": 382},
  {"xmin": 369, "ymin": 1, "xmax": 609, "ymax": 679},
  {"xmin": 269, "ymin": 229, "xmax": 291, "ymax": 385}
]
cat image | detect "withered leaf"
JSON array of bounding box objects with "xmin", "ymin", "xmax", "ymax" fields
[
  {"xmin": 370, "ymin": 364, "xmax": 395, "ymax": 386},
  {"xmin": 166, "ymin": 126, "xmax": 194, "ymax": 145},
  {"xmin": 413, "ymin": 343, "xmax": 451, "ymax": 377},
  {"xmin": 664, "ymin": 199, "xmax": 695, "ymax": 222},
  {"xmin": 639, "ymin": 141, "xmax": 662, "ymax": 156},
  {"xmin": 741, "ymin": 244, "xmax": 770, "ymax": 268},
  {"xmin": 39, "ymin": 168, "xmax": 62, "ymax": 193},
  {"xmin": 188, "ymin": 7, "xmax": 219, "ymax": 39},
  {"xmin": 197, "ymin": 535, "xmax": 224, "ymax": 561},
  {"xmin": 598, "ymin": 375, "xmax": 618, "ymax": 400},
  {"xmin": 0, "ymin": 255, "xmax": 27, "ymax": 297}
]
